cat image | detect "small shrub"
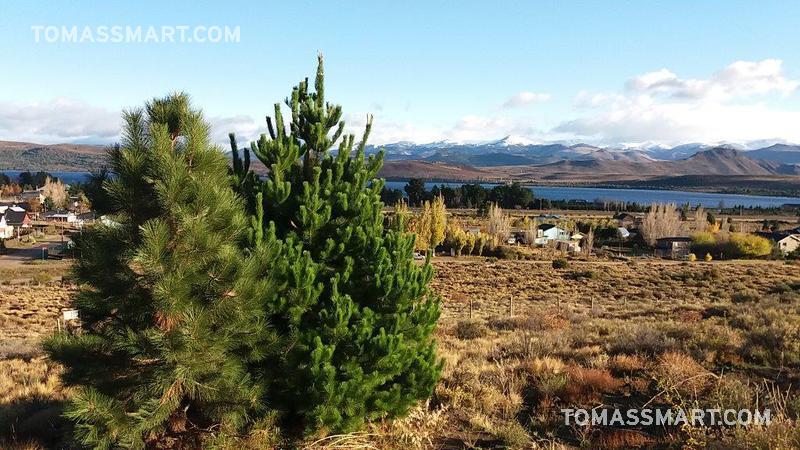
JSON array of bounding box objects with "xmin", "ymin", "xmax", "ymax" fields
[
  {"xmin": 488, "ymin": 315, "xmax": 557, "ymax": 332},
  {"xmin": 552, "ymin": 258, "xmax": 569, "ymax": 269},
  {"xmin": 731, "ymin": 292, "xmax": 760, "ymax": 304},
  {"xmin": 691, "ymin": 231, "xmax": 717, "ymax": 256},
  {"xmin": 725, "ymin": 233, "xmax": 773, "ymax": 259},
  {"xmin": 593, "ymin": 430, "xmax": 652, "ymax": 450},
  {"xmin": 527, "ymin": 357, "xmax": 566, "ymax": 377},
  {"xmin": 568, "ymin": 269, "xmax": 599, "ymax": 280},
  {"xmin": 704, "ymin": 253, "xmax": 713, "ymax": 262},
  {"xmin": 608, "ymin": 354, "xmax": 646, "ymax": 374},
  {"xmin": 688, "ymin": 253, "xmax": 697, "ymax": 262},
  {"xmin": 455, "ymin": 319, "xmax": 488, "ymax": 340},
  {"xmin": 30, "ymin": 272, "xmax": 52, "ymax": 286},
  {"xmin": 562, "ymin": 366, "xmax": 623, "ymax": 401},
  {"xmin": 607, "ymin": 323, "xmax": 679, "ymax": 356},
  {"xmin": 655, "ymin": 352, "xmax": 712, "ymax": 396},
  {"xmin": 493, "ymin": 421, "xmax": 531, "ymax": 448}
]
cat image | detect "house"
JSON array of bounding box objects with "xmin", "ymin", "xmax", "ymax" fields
[
  {"xmin": 777, "ymin": 234, "xmax": 800, "ymax": 255},
  {"xmin": 534, "ymin": 224, "xmax": 570, "ymax": 245},
  {"xmin": 42, "ymin": 210, "xmax": 77, "ymax": 223},
  {"xmin": 613, "ymin": 212, "xmax": 636, "ymax": 228},
  {"xmin": 758, "ymin": 232, "xmax": 800, "ymax": 255},
  {"xmin": 0, "ymin": 215, "xmax": 13, "ymax": 239},
  {"xmin": 0, "ymin": 210, "xmax": 32, "ymax": 238},
  {"xmin": 0, "ymin": 204, "xmax": 26, "ymax": 215},
  {"xmin": 654, "ymin": 237, "xmax": 692, "ymax": 259},
  {"xmin": 19, "ymin": 189, "xmax": 44, "ymax": 204}
]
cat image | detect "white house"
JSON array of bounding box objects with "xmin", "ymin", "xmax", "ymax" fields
[
  {"xmin": 43, "ymin": 210, "xmax": 77, "ymax": 223},
  {"xmin": 0, "ymin": 215, "xmax": 13, "ymax": 239},
  {"xmin": 534, "ymin": 224, "xmax": 570, "ymax": 245},
  {"xmin": 777, "ymin": 234, "xmax": 800, "ymax": 255}
]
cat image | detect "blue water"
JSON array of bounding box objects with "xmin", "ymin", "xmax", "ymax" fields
[
  {"xmin": 383, "ymin": 181, "xmax": 800, "ymax": 209},
  {"xmin": 2, "ymin": 170, "xmax": 92, "ymax": 185}
]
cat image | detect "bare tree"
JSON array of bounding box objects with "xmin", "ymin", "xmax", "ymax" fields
[
  {"xmin": 583, "ymin": 227, "xmax": 594, "ymax": 256},
  {"xmin": 522, "ymin": 216, "xmax": 538, "ymax": 245},
  {"xmin": 641, "ymin": 203, "xmax": 681, "ymax": 246},
  {"xmin": 718, "ymin": 216, "xmax": 731, "ymax": 242},
  {"xmin": 487, "ymin": 203, "xmax": 511, "ymax": 242},
  {"xmin": 42, "ymin": 177, "xmax": 68, "ymax": 209},
  {"xmin": 693, "ymin": 206, "xmax": 707, "ymax": 233}
]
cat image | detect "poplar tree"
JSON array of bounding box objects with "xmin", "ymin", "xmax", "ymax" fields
[
  {"xmin": 45, "ymin": 94, "xmax": 276, "ymax": 449},
  {"xmin": 229, "ymin": 55, "xmax": 442, "ymax": 434}
]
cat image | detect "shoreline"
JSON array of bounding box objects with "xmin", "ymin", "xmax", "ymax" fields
[{"xmin": 382, "ymin": 176, "xmax": 800, "ymax": 199}]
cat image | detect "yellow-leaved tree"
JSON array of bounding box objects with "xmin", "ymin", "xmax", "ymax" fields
[{"xmin": 410, "ymin": 194, "xmax": 447, "ymax": 253}]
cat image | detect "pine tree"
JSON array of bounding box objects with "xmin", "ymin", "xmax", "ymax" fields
[
  {"xmin": 45, "ymin": 94, "xmax": 277, "ymax": 449},
  {"xmin": 229, "ymin": 54, "xmax": 442, "ymax": 435}
]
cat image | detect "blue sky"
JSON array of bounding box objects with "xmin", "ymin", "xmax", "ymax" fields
[{"xmin": 2, "ymin": 1, "xmax": 800, "ymax": 146}]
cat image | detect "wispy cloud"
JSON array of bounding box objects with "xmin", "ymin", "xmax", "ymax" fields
[
  {"xmin": 557, "ymin": 59, "xmax": 800, "ymax": 145},
  {"xmin": 624, "ymin": 59, "xmax": 799, "ymax": 101},
  {"xmin": 502, "ymin": 91, "xmax": 551, "ymax": 109},
  {"xmin": 0, "ymin": 98, "xmax": 120, "ymax": 144}
]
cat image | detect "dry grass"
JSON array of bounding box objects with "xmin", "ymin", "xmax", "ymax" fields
[{"xmin": 2, "ymin": 257, "xmax": 800, "ymax": 448}]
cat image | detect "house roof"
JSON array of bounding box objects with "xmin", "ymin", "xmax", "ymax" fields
[
  {"xmin": 3, "ymin": 210, "xmax": 28, "ymax": 225},
  {"xmin": 757, "ymin": 231, "xmax": 791, "ymax": 242},
  {"xmin": 18, "ymin": 191, "xmax": 42, "ymax": 200},
  {"xmin": 778, "ymin": 234, "xmax": 800, "ymax": 244},
  {"xmin": 538, "ymin": 224, "xmax": 560, "ymax": 231},
  {"xmin": 614, "ymin": 212, "xmax": 634, "ymax": 220},
  {"xmin": 656, "ymin": 236, "xmax": 692, "ymax": 243},
  {"xmin": 42, "ymin": 209, "xmax": 74, "ymax": 217}
]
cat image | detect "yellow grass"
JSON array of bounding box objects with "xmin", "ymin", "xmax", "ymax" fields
[{"xmin": 2, "ymin": 257, "xmax": 800, "ymax": 448}]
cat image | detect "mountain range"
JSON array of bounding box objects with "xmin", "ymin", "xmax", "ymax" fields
[
  {"xmin": 1, "ymin": 138, "xmax": 800, "ymax": 187},
  {"xmin": 367, "ymin": 136, "xmax": 800, "ymax": 167}
]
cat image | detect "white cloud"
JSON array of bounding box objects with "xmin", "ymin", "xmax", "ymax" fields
[
  {"xmin": 0, "ymin": 98, "xmax": 121, "ymax": 144},
  {"xmin": 625, "ymin": 59, "xmax": 799, "ymax": 101},
  {"xmin": 502, "ymin": 91, "xmax": 551, "ymax": 108},
  {"xmin": 209, "ymin": 115, "xmax": 268, "ymax": 148},
  {"xmin": 4, "ymin": 59, "xmax": 798, "ymax": 148},
  {"xmin": 558, "ymin": 59, "xmax": 800, "ymax": 145}
]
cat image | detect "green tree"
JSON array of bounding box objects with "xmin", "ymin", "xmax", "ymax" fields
[
  {"xmin": 82, "ymin": 168, "xmax": 114, "ymax": 215},
  {"xmin": 45, "ymin": 94, "xmax": 276, "ymax": 448},
  {"xmin": 380, "ymin": 186, "xmax": 404, "ymax": 205},
  {"xmin": 230, "ymin": 55, "xmax": 441, "ymax": 435},
  {"xmin": 404, "ymin": 178, "xmax": 427, "ymax": 206}
]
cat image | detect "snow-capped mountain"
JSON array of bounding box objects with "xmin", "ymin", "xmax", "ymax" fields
[{"xmin": 367, "ymin": 137, "xmax": 800, "ymax": 167}]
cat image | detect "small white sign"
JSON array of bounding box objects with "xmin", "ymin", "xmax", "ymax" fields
[{"xmin": 62, "ymin": 309, "xmax": 79, "ymax": 321}]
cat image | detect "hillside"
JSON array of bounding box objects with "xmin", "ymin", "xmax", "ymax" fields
[
  {"xmin": 3, "ymin": 140, "xmax": 800, "ymax": 195},
  {"xmin": 747, "ymin": 144, "xmax": 800, "ymax": 164},
  {"xmin": 0, "ymin": 140, "xmax": 107, "ymax": 171},
  {"xmin": 378, "ymin": 160, "xmax": 493, "ymax": 181},
  {"xmin": 378, "ymin": 147, "xmax": 800, "ymax": 195}
]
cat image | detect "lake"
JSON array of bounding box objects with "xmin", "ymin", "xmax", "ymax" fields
[
  {"xmin": 3, "ymin": 170, "xmax": 93, "ymax": 185},
  {"xmin": 383, "ymin": 181, "xmax": 800, "ymax": 209}
]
